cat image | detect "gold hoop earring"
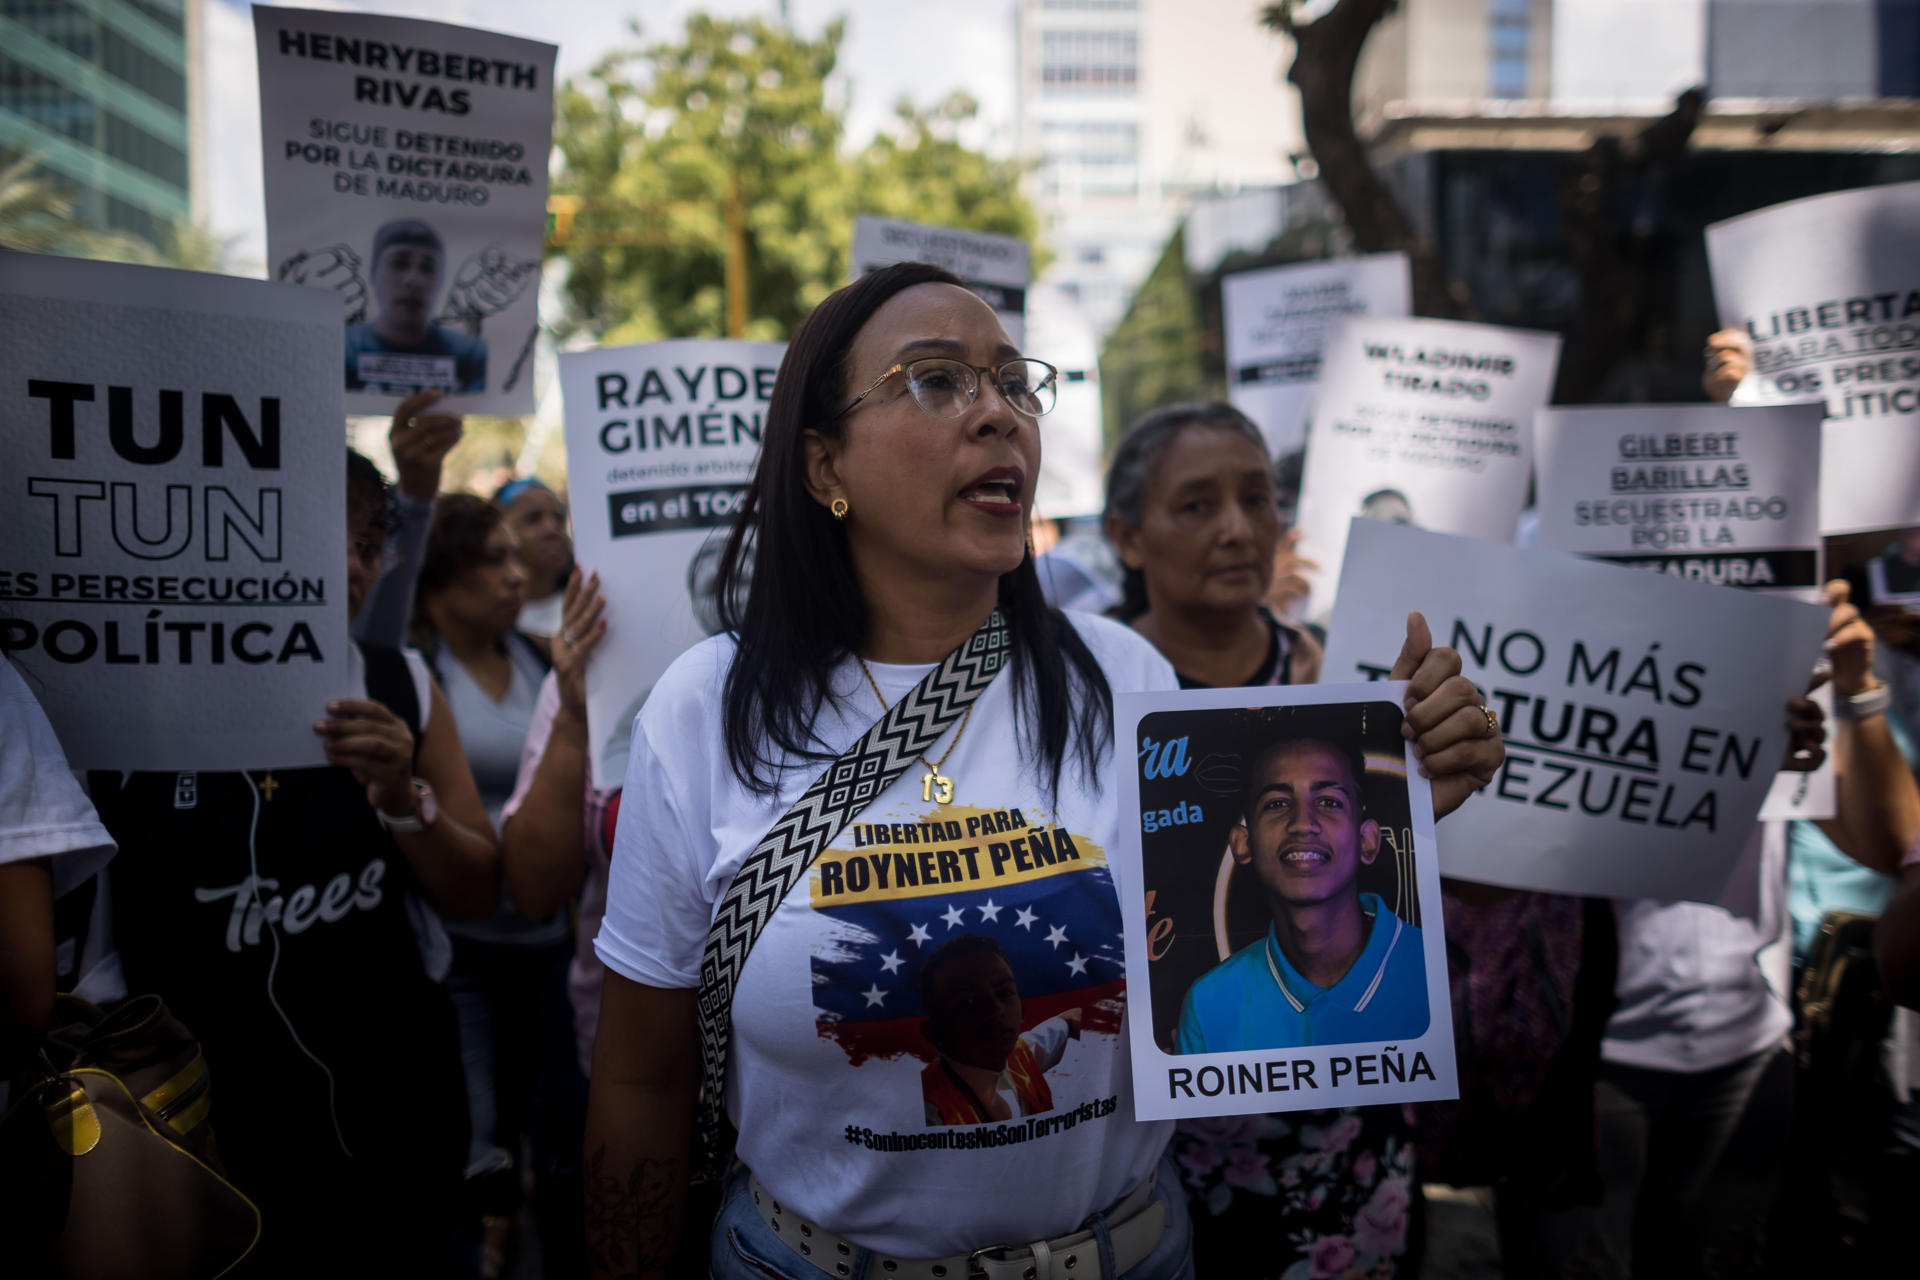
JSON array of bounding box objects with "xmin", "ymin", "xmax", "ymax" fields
[{"xmin": 831, "ymin": 498, "xmax": 849, "ymax": 521}]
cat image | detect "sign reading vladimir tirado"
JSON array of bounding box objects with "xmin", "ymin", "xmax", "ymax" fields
[
  {"xmin": 561, "ymin": 340, "xmax": 785, "ymax": 787},
  {"xmin": 1535, "ymin": 404, "xmax": 1825, "ymax": 592},
  {"xmin": 1324, "ymin": 521, "xmax": 1828, "ymax": 902},
  {"xmin": 254, "ymin": 6, "xmax": 556, "ymax": 415},
  {"xmin": 0, "ymin": 252, "xmax": 348, "ymax": 772}
]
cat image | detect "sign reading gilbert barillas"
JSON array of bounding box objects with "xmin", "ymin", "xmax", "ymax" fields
[
  {"xmin": 1533, "ymin": 401, "xmax": 1833, "ymax": 821},
  {"xmin": 560, "ymin": 338, "xmax": 785, "ymax": 788},
  {"xmin": 1323, "ymin": 521, "xmax": 1828, "ymax": 902},
  {"xmin": 254, "ymin": 6, "xmax": 556, "ymax": 416},
  {"xmin": 1707, "ymin": 180, "xmax": 1920, "ymax": 533},
  {"xmin": 0, "ymin": 251, "xmax": 349, "ymax": 771}
]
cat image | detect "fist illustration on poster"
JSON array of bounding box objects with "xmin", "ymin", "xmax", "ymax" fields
[
  {"xmin": 435, "ymin": 247, "xmax": 539, "ymax": 335},
  {"xmin": 278, "ymin": 244, "xmax": 370, "ymax": 324}
]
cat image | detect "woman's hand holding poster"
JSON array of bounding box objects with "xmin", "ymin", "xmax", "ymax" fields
[
  {"xmin": 254, "ymin": 6, "xmax": 556, "ymax": 416},
  {"xmin": 1293, "ymin": 316, "xmax": 1561, "ymax": 623}
]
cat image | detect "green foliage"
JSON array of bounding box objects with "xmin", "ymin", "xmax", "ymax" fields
[
  {"xmin": 0, "ymin": 152, "xmax": 160, "ymax": 263},
  {"xmin": 1098, "ymin": 226, "xmax": 1211, "ymax": 444},
  {"xmin": 0, "ymin": 151, "xmax": 251, "ymax": 274},
  {"xmin": 550, "ymin": 16, "xmax": 1041, "ymax": 343}
]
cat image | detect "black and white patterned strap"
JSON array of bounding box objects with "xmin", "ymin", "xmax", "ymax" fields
[{"xmin": 694, "ymin": 610, "xmax": 1010, "ymax": 1175}]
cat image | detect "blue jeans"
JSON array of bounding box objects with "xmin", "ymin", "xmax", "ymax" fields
[{"xmin": 708, "ymin": 1152, "xmax": 1194, "ymax": 1280}]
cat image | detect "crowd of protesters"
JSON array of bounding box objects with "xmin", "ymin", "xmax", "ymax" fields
[{"xmin": 5, "ymin": 267, "xmax": 1918, "ymax": 1280}]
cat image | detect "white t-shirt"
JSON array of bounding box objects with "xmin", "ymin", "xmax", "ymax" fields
[
  {"xmin": 597, "ymin": 611, "xmax": 1178, "ymax": 1256},
  {"xmin": 1603, "ymin": 821, "xmax": 1793, "ymax": 1073},
  {"xmin": 1, "ymin": 659, "xmax": 114, "ymax": 894},
  {"xmin": 518, "ymin": 592, "xmax": 564, "ymax": 640}
]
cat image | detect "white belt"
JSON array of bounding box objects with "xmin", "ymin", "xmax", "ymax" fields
[{"xmin": 744, "ymin": 1171, "xmax": 1165, "ymax": 1280}]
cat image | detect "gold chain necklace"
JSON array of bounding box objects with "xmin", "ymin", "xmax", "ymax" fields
[{"xmin": 858, "ymin": 657, "xmax": 974, "ymax": 806}]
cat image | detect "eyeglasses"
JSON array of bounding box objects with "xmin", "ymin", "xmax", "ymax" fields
[{"xmin": 837, "ymin": 357, "xmax": 1059, "ymax": 422}]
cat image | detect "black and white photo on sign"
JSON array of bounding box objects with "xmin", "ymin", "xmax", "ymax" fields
[
  {"xmin": 1706, "ymin": 181, "xmax": 1920, "ymax": 537},
  {"xmin": 1114, "ymin": 682, "xmax": 1456, "ymax": 1122},
  {"xmin": 254, "ymin": 6, "xmax": 556, "ymax": 416},
  {"xmin": 1292, "ymin": 315, "xmax": 1561, "ymax": 623},
  {"xmin": 1323, "ymin": 521, "xmax": 1830, "ymax": 903},
  {"xmin": 1533, "ymin": 401, "xmax": 1833, "ymax": 820},
  {"xmin": 559, "ymin": 338, "xmax": 784, "ymax": 787},
  {"xmin": 1222, "ymin": 253, "xmax": 1411, "ymax": 454},
  {"xmin": 0, "ymin": 252, "xmax": 349, "ymax": 772}
]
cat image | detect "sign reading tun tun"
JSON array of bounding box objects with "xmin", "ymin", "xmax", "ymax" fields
[
  {"xmin": 254, "ymin": 6, "xmax": 556, "ymax": 415},
  {"xmin": 0, "ymin": 252, "xmax": 349, "ymax": 772},
  {"xmin": 560, "ymin": 339, "xmax": 784, "ymax": 788}
]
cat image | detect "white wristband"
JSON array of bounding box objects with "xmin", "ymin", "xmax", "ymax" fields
[{"xmin": 1834, "ymin": 685, "xmax": 1891, "ymax": 722}]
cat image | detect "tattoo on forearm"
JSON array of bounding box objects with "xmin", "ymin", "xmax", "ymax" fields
[{"xmin": 585, "ymin": 1145, "xmax": 681, "ymax": 1280}]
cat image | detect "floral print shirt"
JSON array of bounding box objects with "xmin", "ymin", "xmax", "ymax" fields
[{"xmin": 1171, "ymin": 1105, "xmax": 1417, "ymax": 1280}]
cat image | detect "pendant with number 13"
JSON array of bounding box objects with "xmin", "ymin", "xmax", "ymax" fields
[{"xmin": 922, "ymin": 772, "xmax": 955, "ymax": 805}]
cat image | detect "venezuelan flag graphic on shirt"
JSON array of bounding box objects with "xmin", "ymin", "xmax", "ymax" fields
[{"xmin": 808, "ymin": 803, "xmax": 1126, "ymax": 1115}]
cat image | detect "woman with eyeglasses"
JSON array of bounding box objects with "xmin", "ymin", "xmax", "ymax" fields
[
  {"xmin": 410, "ymin": 494, "xmax": 592, "ymax": 1278},
  {"xmin": 583, "ymin": 263, "xmax": 1500, "ymax": 1280}
]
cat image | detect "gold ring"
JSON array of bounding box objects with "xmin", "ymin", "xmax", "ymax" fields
[{"xmin": 1482, "ymin": 706, "xmax": 1500, "ymax": 738}]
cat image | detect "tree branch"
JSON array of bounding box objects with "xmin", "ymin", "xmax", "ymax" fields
[{"xmin": 1266, "ymin": 0, "xmax": 1468, "ymax": 317}]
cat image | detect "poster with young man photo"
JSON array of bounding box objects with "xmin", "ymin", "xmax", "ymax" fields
[
  {"xmin": 254, "ymin": 6, "xmax": 555, "ymax": 415},
  {"xmin": 1114, "ymin": 684, "xmax": 1457, "ymax": 1121}
]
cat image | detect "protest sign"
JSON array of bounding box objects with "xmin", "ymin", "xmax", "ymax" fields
[
  {"xmin": 1221, "ymin": 253, "xmax": 1411, "ymax": 453},
  {"xmin": 1025, "ymin": 284, "xmax": 1104, "ymax": 519},
  {"xmin": 1293, "ymin": 316, "xmax": 1561, "ymax": 621},
  {"xmin": 1323, "ymin": 521, "xmax": 1829, "ymax": 902},
  {"xmin": 1534, "ymin": 402, "xmax": 1832, "ymax": 819},
  {"xmin": 560, "ymin": 339, "xmax": 784, "ymax": 787},
  {"xmin": 0, "ymin": 252, "xmax": 348, "ymax": 771},
  {"xmin": 852, "ymin": 216, "xmax": 1030, "ymax": 346},
  {"xmin": 254, "ymin": 6, "xmax": 555, "ymax": 416},
  {"xmin": 1115, "ymin": 682, "xmax": 1456, "ymax": 1120},
  {"xmin": 1707, "ymin": 181, "xmax": 1920, "ymax": 533}
]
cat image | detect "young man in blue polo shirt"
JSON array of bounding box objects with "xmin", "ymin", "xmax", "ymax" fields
[{"xmin": 1176, "ymin": 731, "xmax": 1429, "ymax": 1053}]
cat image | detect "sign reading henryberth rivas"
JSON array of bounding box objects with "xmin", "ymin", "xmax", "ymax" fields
[
  {"xmin": 560, "ymin": 340, "xmax": 784, "ymax": 788},
  {"xmin": 1293, "ymin": 316, "xmax": 1561, "ymax": 621},
  {"xmin": 852, "ymin": 217, "xmax": 1030, "ymax": 347},
  {"xmin": 0, "ymin": 252, "xmax": 348, "ymax": 771},
  {"xmin": 1533, "ymin": 402, "xmax": 1833, "ymax": 821},
  {"xmin": 1707, "ymin": 181, "xmax": 1920, "ymax": 533},
  {"xmin": 1115, "ymin": 682, "xmax": 1456, "ymax": 1121},
  {"xmin": 1324, "ymin": 521, "xmax": 1828, "ymax": 902},
  {"xmin": 254, "ymin": 6, "xmax": 555, "ymax": 416},
  {"xmin": 1222, "ymin": 253, "xmax": 1411, "ymax": 453}
]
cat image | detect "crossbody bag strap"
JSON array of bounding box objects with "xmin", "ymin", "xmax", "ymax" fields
[{"xmin": 694, "ymin": 608, "xmax": 1010, "ymax": 1176}]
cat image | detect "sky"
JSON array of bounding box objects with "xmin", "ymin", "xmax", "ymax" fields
[{"xmin": 203, "ymin": 0, "xmax": 1019, "ymax": 269}]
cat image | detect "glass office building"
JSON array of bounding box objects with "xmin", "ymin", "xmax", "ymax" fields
[{"xmin": 0, "ymin": 0, "xmax": 193, "ymax": 247}]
